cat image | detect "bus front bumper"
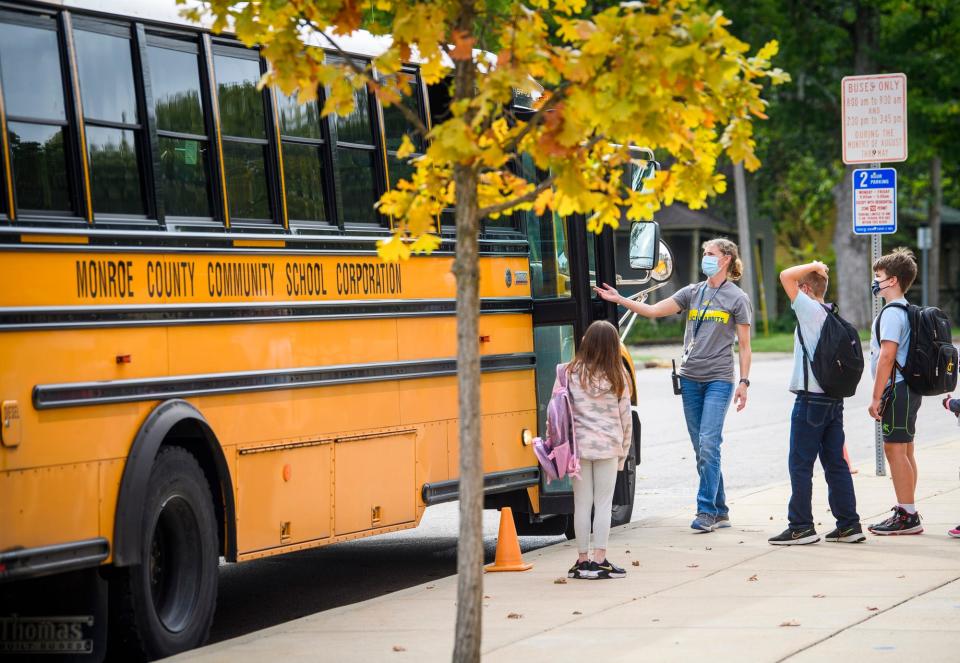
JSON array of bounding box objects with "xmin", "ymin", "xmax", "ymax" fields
[{"xmin": 0, "ymin": 538, "xmax": 109, "ymax": 583}]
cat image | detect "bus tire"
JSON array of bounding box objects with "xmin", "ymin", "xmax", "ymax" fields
[
  {"xmin": 108, "ymin": 446, "xmax": 219, "ymax": 661},
  {"xmin": 610, "ymin": 413, "xmax": 640, "ymax": 527}
]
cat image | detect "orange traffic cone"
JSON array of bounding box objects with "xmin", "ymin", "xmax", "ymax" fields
[
  {"xmin": 484, "ymin": 507, "xmax": 533, "ymax": 572},
  {"xmin": 843, "ymin": 444, "xmax": 859, "ymax": 474}
]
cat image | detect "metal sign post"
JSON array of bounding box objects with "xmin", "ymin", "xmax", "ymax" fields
[
  {"xmin": 844, "ymin": 73, "xmax": 907, "ymax": 478},
  {"xmin": 853, "ymin": 165, "xmax": 897, "ymax": 476}
]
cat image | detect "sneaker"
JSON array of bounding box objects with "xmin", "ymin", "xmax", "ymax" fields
[
  {"xmin": 714, "ymin": 514, "xmax": 731, "ymax": 529},
  {"xmin": 948, "ymin": 525, "xmax": 960, "ymax": 538},
  {"xmin": 869, "ymin": 506, "xmax": 923, "ymax": 535},
  {"xmin": 768, "ymin": 526, "xmax": 820, "ymax": 545},
  {"xmin": 568, "ymin": 560, "xmax": 597, "ymax": 579},
  {"xmin": 691, "ymin": 513, "xmax": 716, "ymax": 532},
  {"xmin": 594, "ymin": 559, "xmax": 626, "ymax": 579},
  {"xmin": 825, "ymin": 523, "xmax": 866, "ymax": 543}
]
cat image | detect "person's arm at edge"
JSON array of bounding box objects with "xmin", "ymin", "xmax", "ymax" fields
[
  {"xmin": 734, "ymin": 323, "xmax": 751, "ymax": 412},
  {"xmin": 869, "ymin": 341, "xmax": 898, "ymax": 420},
  {"xmin": 595, "ymin": 283, "xmax": 681, "ymax": 318}
]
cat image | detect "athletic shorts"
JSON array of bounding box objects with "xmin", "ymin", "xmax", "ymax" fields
[{"xmin": 880, "ymin": 380, "xmax": 922, "ymax": 443}]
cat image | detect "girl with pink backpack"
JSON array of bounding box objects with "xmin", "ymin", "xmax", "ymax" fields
[{"xmin": 562, "ymin": 320, "xmax": 633, "ymax": 580}]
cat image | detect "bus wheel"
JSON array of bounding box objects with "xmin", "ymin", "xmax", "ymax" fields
[
  {"xmin": 610, "ymin": 414, "xmax": 640, "ymax": 528},
  {"xmin": 109, "ymin": 447, "xmax": 219, "ymax": 661}
]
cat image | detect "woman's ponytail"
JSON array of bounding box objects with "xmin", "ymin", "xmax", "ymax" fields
[{"xmin": 730, "ymin": 257, "xmax": 743, "ymax": 281}]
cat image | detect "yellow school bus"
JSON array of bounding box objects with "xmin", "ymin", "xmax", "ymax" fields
[{"xmin": 0, "ymin": 2, "xmax": 663, "ymax": 660}]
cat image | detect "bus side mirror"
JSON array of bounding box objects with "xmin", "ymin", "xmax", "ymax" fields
[{"xmin": 629, "ymin": 222, "xmax": 660, "ymax": 271}]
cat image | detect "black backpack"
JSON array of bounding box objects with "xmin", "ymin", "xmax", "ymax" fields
[
  {"xmin": 875, "ymin": 303, "xmax": 958, "ymax": 396},
  {"xmin": 797, "ymin": 304, "xmax": 864, "ymax": 398}
]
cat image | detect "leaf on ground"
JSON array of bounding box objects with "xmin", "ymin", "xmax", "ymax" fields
[
  {"xmin": 748, "ymin": 574, "xmax": 759, "ymax": 582},
  {"xmin": 652, "ymin": 618, "xmax": 660, "ymax": 622},
  {"xmin": 393, "ymin": 645, "xmax": 406, "ymax": 652},
  {"xmin": 632, "ymin": 560, "xmax": 640, "ymax": 566},
  {"xmin": 626, "ymin": 550, "xmax": 631, "ymax": 554},
  {"xmin": 426, "ymin": 586, "xmax": 434, "ymax": 589},
  {"xmin": 507, "ymin": 613, "xmax": 523, "ymax": 619},
  {"xmin": 897, "ymin": 575, "xmax": 906, "ymax": 579},
  {"xmin": 687, "ymin": 564, "xmax": 699, "ymax": 568},
  {"xmin": 483, "ymin": 595, "xmax": 491, "ymax": 599},
  {"xmin": 769, "ymin": 516, "xmax": 774, "ymax": 520},
  {"xmin": 813, "ymin": 594, "xmax": 826, "ymax": 598},
  {"xmin": 867, "ymin": 606, "xmax": 879, "ymax": 611},
  {"xmin": 779, "ymin": 620, "xmax": 801, "ymax": 627},
  {"xmin": 554, "ymin": 578, "xmax": 567, "ymax": 584},
  {"xmin": 572, "ymin": 611, "xmax": 582, "ymax": 615},
  {"xmin": 705, "ymin": 547, "xmax": 713, "ymax": 551}
]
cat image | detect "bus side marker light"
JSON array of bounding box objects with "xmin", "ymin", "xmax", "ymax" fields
[
  {"xmin": 282, "ymin": 464, "xmax": 292, "ymax": 482},
  {"xmin": 521, "ymin": 429, "xmax": 533, "ymax": 446},
  {"xmin": 479, "ymin": 335, "xmax": 491, "ymax": 343},
  {"xmin": 115, "ymin": 354, "xmax": 131, "ymax": 364},
  {"xmin": 1, "ymin": 401, "xmax": 21, "ymax": 448}
]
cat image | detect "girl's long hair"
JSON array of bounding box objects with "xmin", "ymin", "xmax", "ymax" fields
[{"xmin": 568, "ymin": 320, "xmax": 627, "ymax": 396}]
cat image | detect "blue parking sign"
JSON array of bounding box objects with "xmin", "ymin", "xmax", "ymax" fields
[{"xmin": 852, "ymin": 168, "xmax": 897, "ymax": 235}]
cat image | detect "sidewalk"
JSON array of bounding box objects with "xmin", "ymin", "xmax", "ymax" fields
[{"xmin": 171, "ymin": 434, "xmax": 960, "ymax": 663}]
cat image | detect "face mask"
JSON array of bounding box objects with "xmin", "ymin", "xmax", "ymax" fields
[
  {"xmin": 701, "ymin": 255, "xmax": 720, "ymax": 277},
  {"xmin": 871, "ymin": 277, "xmax": 892, "ymax": 296}
]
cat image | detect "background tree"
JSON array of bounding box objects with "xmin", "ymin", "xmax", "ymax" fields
[
  {"xmin": 188, "ymin": 1, "xmax": 784, "ymax": 659},
  {"xmin": 724, "ymin": 0, "xmax": 960, "ymax": 324}
]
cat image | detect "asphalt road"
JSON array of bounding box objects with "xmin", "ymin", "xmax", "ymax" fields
[{"xmin": 208, "ymin": 353, "xmax": 955, "ymax": 643}]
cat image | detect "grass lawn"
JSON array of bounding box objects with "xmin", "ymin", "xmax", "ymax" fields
[{"xmin": 747, "ymin": 328, "xmax": 873, "ymax": 353}]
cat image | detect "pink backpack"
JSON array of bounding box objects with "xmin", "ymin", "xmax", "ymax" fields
[{"xmin": 533, "ymin": 363, "xmax": 581, "ymax": 483}]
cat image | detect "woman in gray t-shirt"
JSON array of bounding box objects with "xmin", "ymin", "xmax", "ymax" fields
[{"xmin": 597, "ymin": 238, "xmax": 753, "ymax": 533}]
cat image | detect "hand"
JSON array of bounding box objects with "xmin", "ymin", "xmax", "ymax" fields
[
  {"xmin": 595, "ymin": 283, "xmax": 621, "ymax": 304},
  {"xmin": 811, "ymin": 260, "xmax": 829, "ymax": 278},
  {"xmin": 868, "ymin": 397, "xmax": 882, "ymax": 421},
  {"xmin": 734, "ymin": 382, "xmax": 748, "ymax": 411}
]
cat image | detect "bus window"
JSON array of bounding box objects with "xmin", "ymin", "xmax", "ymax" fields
[
  {"xmin": 213, "ymin": 48, "xmax": 272, "ymax": 222},
  {"xmin": 519, "ymin": 153, "xmax": 570, "ymax": 299},
  {"xmin": 74, "ymin": 26, "xmax": 145, "ymax": 216},
  {"xmin": 146, "ymin": 37, "xmax": 214, "ymax": 219},
  {"xmin": 330, "ymin": 71, "xmax": 378, "ymax": 225},
  {"xmin": 0, "ymin": 13, "xmax": 74, "ymax": 214},
  {"xmin": 276, "ymin": 90, "xmax": 329, "ymax": 223},
  {"xmin": 381, "ymin": 71, "xmax": 423, "ymax": 190}
]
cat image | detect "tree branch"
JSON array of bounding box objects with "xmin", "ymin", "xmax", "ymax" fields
[
  {"xmin": 476, "ymin": 174, "xmax": 555, "ymax": 218},
  {"xmin": 307, "ymin": 19, "xmax": 430, "ymax": 138}
]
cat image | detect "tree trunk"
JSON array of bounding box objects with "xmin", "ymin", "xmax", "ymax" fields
[
  {"xmin": 832, "ymin": 1, "xmax": 877, "ymax": 329},
  {"xmin": 733, "ymin": 162, "xmax": 755, "ymax": 329},
  {"xmin": 451, "ymin": 16, "xmax": 482, "ymax": 659},
  {"xmin": 928, "ymin": 155, "xmax": 942, "ymax": 308}
]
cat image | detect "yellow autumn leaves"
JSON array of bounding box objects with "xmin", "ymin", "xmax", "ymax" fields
[{"xmin": 188, "ymin": 0, "xmax": 787, "ymax": 262}]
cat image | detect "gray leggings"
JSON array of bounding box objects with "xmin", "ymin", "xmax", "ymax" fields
[{"xmin": 572, "ymin": 457, "xmax": 619, "ymax": 554}]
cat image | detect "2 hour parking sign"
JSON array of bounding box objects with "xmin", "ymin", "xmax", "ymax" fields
[{"xmin": 852, "ymin": 168, "xmax": 897, "ymax": 235}]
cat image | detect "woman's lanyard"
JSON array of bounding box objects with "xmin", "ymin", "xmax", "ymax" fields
[{"xmin": 692, "ymin": 280, "xmax": 727, "ymax": 340}]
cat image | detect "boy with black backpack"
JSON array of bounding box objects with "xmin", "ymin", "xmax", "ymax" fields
[
  {"xmin": 868, "ymin": 248, "xmax": 958, "ymax": 535},
  {"xmin": 769, "ymin": 261, "xmax": 865, "ymax": 545}
]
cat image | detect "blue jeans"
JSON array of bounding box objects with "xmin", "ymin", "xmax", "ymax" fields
[
  {"xmin": 680, "ymin": 377, "xmax": 734, "ymax": 517},
  {"xmin": 788, "ymin": 394, "xmax": 859, "ymax": 530}
]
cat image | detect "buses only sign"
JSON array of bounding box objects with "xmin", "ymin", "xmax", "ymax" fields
[{"xmin": 842, "ymin": 73, "xmax": 907, "ymax": 164}]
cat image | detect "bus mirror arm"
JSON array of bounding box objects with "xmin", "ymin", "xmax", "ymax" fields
[{"xmin": 617, "ymin": 281, "xmax": 671, "ymax": 342}]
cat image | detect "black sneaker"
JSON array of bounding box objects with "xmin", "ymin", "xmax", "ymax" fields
[
  {"xmin": 568, "ymin": 560, "xmax": 597, "ymax": 579},
  {"xmin": 768, "ymin": 526, "xmax": 820, "ymax": 545},
  {"xmin": 594, "ymin": 559, "xmax": 626, "ymax": 579},
  {"xmin": 825, "ymin": 523, "xmax": 866, "ymax": 543},
  {"xmin": 869, "ymin": 507, "xmax": 923, "ymax": 535}
]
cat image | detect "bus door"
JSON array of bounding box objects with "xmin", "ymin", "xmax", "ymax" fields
[{"xmin": 520, "ymin": 155, "xmax": 598, "ymax": 517}]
